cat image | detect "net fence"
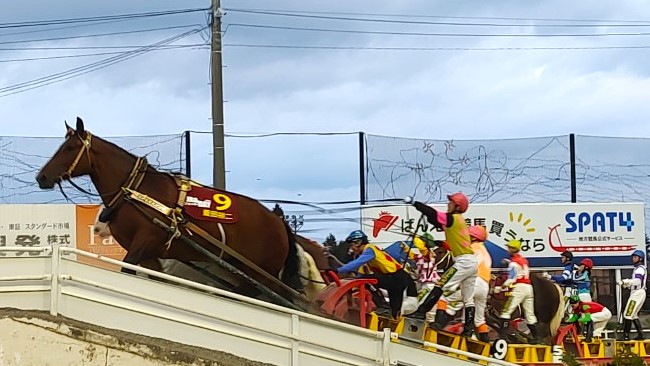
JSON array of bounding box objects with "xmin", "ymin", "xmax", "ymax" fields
[
  {"xmin": 366, "ymin": 134, "xmax": 572, "ymax": 204},
  {"xmin": 0, "ymin": 133, "xmax": 186, "ymax": 204},
  {"xmin": 365, "ymin": 133, "xmax": 650, "ymax": 233}
]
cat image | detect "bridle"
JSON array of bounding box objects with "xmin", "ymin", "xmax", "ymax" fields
[
  {"xmin": 434, "ymin": 249, "xmax": 452, "ymax": 270},
  {"xmin": 57, "ymin": 131, "xmax": 148, "ymax": 207},
  {"xmin": 57, "ymin": 132, "xmax": 96, "ymax": 199},
  {"xmin": 63, "ymin": 131, "xmax": 93, "ymax": 180}
]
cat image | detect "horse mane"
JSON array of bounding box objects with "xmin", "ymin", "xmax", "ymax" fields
[{"xmin": 94, "ymin": 134, "xmax": 138, "ymax": 162}]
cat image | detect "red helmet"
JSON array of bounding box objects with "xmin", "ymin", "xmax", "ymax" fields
[
  {"xmin": 468, "ymin": 225, "xmax": 487, "ymax": 242},
  {"xmin": 447, "ymin": 192, "xmax": 469, "ymax": 213},
  {"xmin": 580, "ymin": 258, "xmax": 593, "ymax": 270}
]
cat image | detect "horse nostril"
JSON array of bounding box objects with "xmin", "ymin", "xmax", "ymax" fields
[{"xmin": 36, "ymin": 174, "xmax": 46, "ymax": 183}]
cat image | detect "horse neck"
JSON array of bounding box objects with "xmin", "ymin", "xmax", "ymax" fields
[{"xmin": 88, "ymin": 137, "xmax": 139, "ymax": 206}]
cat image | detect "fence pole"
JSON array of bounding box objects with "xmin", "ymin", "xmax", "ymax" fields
[
  {"xmin": 358, "ymin": 132, "xmax": 366, "ymax": 206},
  {"xmin": 569, "ymin": 133, "xmax": 577, "ymax": 203},
  {"xmin": 184, "ymin": 130, "xmax": 192, "ymax": 178},
  {"xmin": 50, "ymin": 244, "xmax": 59, "ymax": 316}
]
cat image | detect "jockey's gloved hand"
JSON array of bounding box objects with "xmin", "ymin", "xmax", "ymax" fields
[
  {"xmin": 578, "ymin": 313, "xmax": 592, "ymax": 324},
  {"xmin": 492, "ymin": 286, "xmax": 502, "ymax": 294},
  {"xmin": 403, "ymin": 195, "xmax": 414, "ymax": 204}
]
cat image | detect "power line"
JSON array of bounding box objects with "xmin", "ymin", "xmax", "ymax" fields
[
  {"xmin": 0, "ymin": 44, "xmax": 205, "ymax": 51},
  {"xmin": 224, "ymin": 43, "xmax": 650, "ymax": 51},
  {"xmin": 0, "ymin": 19, "xmax": 138, "ymax": 38},
  {"xmin": 0, "ymin": 24, "xmax": 204, "ymax": 46},
  {"xmin": 226, "ymin": 22, "xmax": 650, "ymax": 38},
  {"xmin": 0, "ymin": 27, "xmax": 207, "ymax": 97},
  {"xmin": 0, "ymin": 7, "xmax": 209, "ymax": 29},
  {"xmin": 225, "ymin": 7, "xmax": 650, "ymax": 25},
  {"xmin": 225, "ymin": 8, "xmax": 650, "ymax": 28},
  {"xmin": 0, "ymin": 46, "xmax": 209, "ymax": 64}
]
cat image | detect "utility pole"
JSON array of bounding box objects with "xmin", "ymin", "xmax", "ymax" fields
[{"xmin": 211, "ymin": 0, "xmax": 226, "ymax": 189}]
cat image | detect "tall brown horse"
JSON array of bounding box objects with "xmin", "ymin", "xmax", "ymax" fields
[{"xmin": 36, "ymin": 118, "xmax": 302, "ymax": 304}]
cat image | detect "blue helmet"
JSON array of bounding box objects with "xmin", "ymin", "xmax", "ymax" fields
[
  {"xmin": 632, "ymin": 250, "xmax": 645, "ymax": 260},
  {"xmin": 346, "ymin": 230, "xmax": 368, "ymax": 243}
]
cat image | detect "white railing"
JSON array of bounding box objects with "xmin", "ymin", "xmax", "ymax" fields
[{"xmin": 0, "ymin": 245, "xmax": 517, "ymax": 366}]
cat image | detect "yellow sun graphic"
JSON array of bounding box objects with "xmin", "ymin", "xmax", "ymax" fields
[{"xmin": 509, "ymin": 212, "xmax": 536, "ymax": 233}]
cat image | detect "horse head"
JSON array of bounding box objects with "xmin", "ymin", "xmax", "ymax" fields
[
  {"xmin": 433, "ymin": 245, "xmax": 453, "ymax": 271},
  {"xmin": 36, "ymin": 117, "xmax": 92, "ymax": 189}
]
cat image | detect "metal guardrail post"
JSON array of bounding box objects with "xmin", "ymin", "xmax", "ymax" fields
[
  {"xmin": 382, "ymin": 328, "xmax": 391, "ymax": 366},
  {"xmin": 291, "ymin": 314, "xmax": 299, "ymax": 366},
  {"xmin": 50, "ymin": 244, "xmax": 59, "ymax": 316}
]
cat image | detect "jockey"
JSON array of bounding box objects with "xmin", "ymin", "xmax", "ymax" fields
[
  {"xmin": 404, "ymin": 193, "xmax": 479, "ymax": 338},
  {"xmin": 618, "ymin": 249, "xmax": 647, "ymax": 340},
  {"xmin": 573, "ymin": 258, "xmax": 593, "ymax": 302},
  {"xmin": 566, "ymin": 295, "xmax": 612, "ymax": 342},
  {"xmin": 383, "ymin": 233, "xmax": 438, "ymax": 316},
  {"xmin": 334, "ymin": 230, "xmax": 418, "ymax": 319},
  {"xmin": 549, "ymin": 251, "xmax": 576, "ymax": 288},
  {"xmin": 494, "ymin": 240, "xmax": 541, "ymax": 343},
  {"xmin": 441, "ymin": 225, "xmax": 493, "ymax": 342},
  {"xmin": 412, "ymin": 234, "xmax": 440, "ymax": 287},
  {"xmin": 383, "ymin": 233, "xmax": 434, "ymax": 274}
]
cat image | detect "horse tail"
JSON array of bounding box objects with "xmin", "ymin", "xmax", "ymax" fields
[
  {"xmin": 280, "ymin": 222, "xmax": 303, "ymax": 291},
  {"xmin": 549, "ymin": 283, "xmax": 565, "ymax": 337}
]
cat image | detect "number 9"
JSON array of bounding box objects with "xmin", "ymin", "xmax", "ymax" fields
[
  {"xmin": 493, "ymin": 339, "xmax": 508, "ymax": 360},
  {"xmin": 212, "ymin": 194, "xmax": 232, "ymax": 211}
]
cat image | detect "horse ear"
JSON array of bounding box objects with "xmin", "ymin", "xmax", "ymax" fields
[
  {"xmin": 65, "ymin": 121, "xmax": 74, "ymax": 136},
  {"xmin": 76, "ymin": 117, "xmax": 86, "ymax": 136}
]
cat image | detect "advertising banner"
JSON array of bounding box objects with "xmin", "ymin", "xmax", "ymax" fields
[
  {"xmin": 0, "ymin": 204, "xmax": 126, "ymax": 269},
  {"xmin": 75, "ymin": 205, "xmax": 126, "ymax": 270},
  {"xmin": 362, "ymin": 202, "xmax": 645, "ymax": 267},
  {"xmin": 0, "ymin": 204, "xmax": 75, "ymax": 257}
]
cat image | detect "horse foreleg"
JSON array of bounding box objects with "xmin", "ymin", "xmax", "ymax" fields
[{"xmin": 121, "ymin": 247, "xmax": 155, "ymax": 275}]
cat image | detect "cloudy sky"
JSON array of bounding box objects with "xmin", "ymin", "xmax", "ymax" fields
[{"xmin": 3, "ymin": 0, "xmax": 650, "ymax": 240}]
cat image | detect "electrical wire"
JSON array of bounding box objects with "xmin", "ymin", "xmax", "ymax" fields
[
  {"xmin": 0, "ymin": 47, "xmax": 208, "ymax": 64},
  {"xmin": 0, "ymin": 24, "xmax": 204, "ymax": 46},
  {"xmin": 225, "ymin": 7, "xmax": 650, "ymax": 25},
  {"xmin": 225, "ymin": 8, "xmax": 650, "ymax": 28},
  {"xmin": 0, "ymin": 27, "xmax": 208, "ymax": 97},
  {"xmin": 225, "ymin": 22, "xmax": 650, "ymax": 38},
  {"xmin": 0, "ymin": 7, "xmax": 209, "ymax": 29},
  {"xmin": 0, "ymin": 44, "xmax": 205, "ymax": 51},
  {"xmin": 224, "ymin": 43, "xmax": 650, "ymax": 51}
]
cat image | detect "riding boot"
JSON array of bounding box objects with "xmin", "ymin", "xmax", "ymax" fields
[
  {"xmin": 478, "ymin": 332, "xmax": 490, "ymax": 343},
  {"xmin": 430, "ymin": 309, "xmax": 449, "ymax": 330},
  {"xmin": 633, "ymin": 319, "xmax": 645, "ymax": 340},
  {"xmin": 461, "ymin": 306, "xmax": 476, "ymax": 338},
  {"xmin": 498, "ymin": 318, "xmax": 510, "ymax": 339},
  {"xmin": 407, "ymin": 287, "xmax": 443, "ymax": 320},
  {"xmin": 622, "ymin": 319, "xmax": 632, "ymax": 341},
  {"xmin": 528, "ymin": 323, "xmax": 542, "ymax": 344},
  {"xmin": 584, "ymin": 321, "xmax": 594, "ymax": 343}
]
